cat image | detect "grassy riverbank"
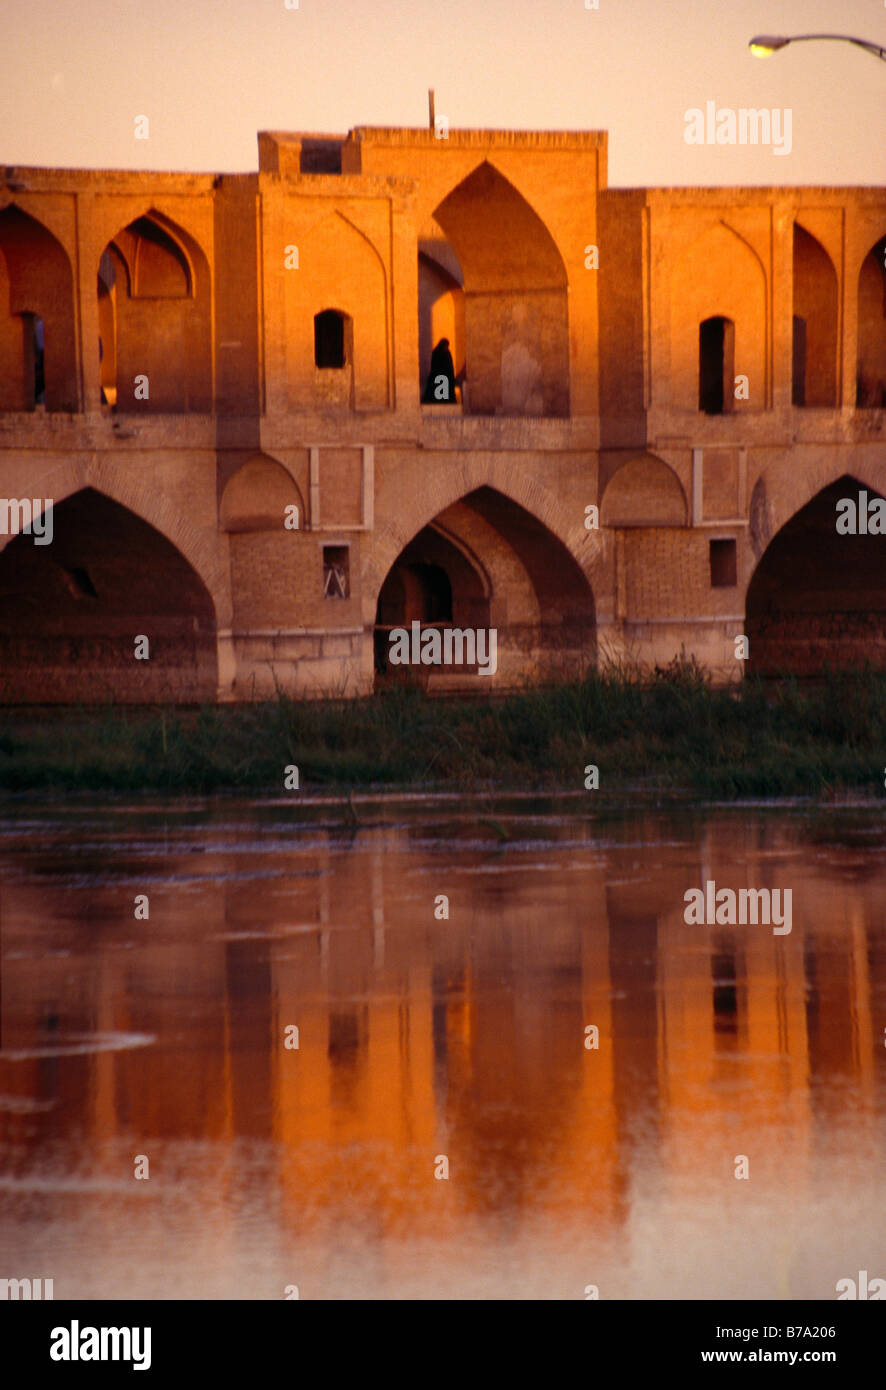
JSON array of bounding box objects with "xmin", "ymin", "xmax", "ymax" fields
[{"xmin": 0, "ymin": 660, "xmax": 883, "ymax": 797}]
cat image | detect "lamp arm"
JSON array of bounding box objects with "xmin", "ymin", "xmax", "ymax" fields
[{"xmin": 789, "ymin": 33, "xmax": 886, "ymax": 62}]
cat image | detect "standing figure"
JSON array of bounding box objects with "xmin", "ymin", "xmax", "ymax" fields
[{"xmin": 422, "ymin": 338, "xmax": 460, "ymax": 404}]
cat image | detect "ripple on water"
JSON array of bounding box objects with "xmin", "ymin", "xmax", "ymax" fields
[{"xmin": 0, "ymin": 1032, "xmax": 156, "ymax": 1061}]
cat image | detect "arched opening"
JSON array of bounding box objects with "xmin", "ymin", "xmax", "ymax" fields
[
  {"xmin": 418, "ymin": 248, "xmax": 465, "ymax": 402},
  {"xmin": 857, "ymin": 234, "xmax": 886, "ymax": 408},
  {"xmin": 430, "ymin": 163, "xmax": 569, "ymax": 417},
  {"xmin": 373, "ymin": 486, "xmax": 594, "ymax": 687},
  {"xmin": 746, "ymin": 475, "xmax": 886, "ymax": 675},
  {"xmin": 99, "ymin": 212, "xmax": 211, "ymax": 413},
  {"xmin": 699, "ymin": 316, "xmax": 734, "ymax": 414},
  {"xmin": 374, "ymin": 527, "xmax": 487, "ymax": 679},
  {"xmin": 0, "ymin": 206, "xmax": 77, "ymax": 412},
  {"xmin": 97, "ymin": 249, "xmax": 117, "ymax": 406},
  {"xmin": 0, "ymin": 488, "xmax": 217, "ymax": 703},
  {"xmin": 314, "ymin": 309, "xmax": 349, "ymax": 369},
  {"xmin": 792, "ymin": 225, "xmax": 838, "ymax": 407}
]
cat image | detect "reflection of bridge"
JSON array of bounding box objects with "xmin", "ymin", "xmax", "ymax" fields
[
  {"xmin": 1, "ymin": 811, "xmax": 882, "ymax": 1296},
  {"xmin": 1, "ymin": 126, "xmax": 885, "ymax": 702}
]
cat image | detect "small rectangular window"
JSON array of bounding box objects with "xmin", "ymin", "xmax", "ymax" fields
[
  {"xmin": 323, "ymin": 545, "xmax": 350, "ymax": 598},
  {"xmin": 709, "ymin": 538, "xmax": 737, "ymax": 588},
  {"xmin": 300, "ymin": 141, "xmax": 343, "ymax": 174}
]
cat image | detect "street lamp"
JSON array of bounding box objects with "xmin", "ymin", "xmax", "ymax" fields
[{"xmin": 749, "ymin": 33, "xmax": 886, "ymax": 63}]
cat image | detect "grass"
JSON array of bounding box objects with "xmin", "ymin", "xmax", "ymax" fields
[{"xmin": 0, "ymin": 657, "xmax": 884, "ymax": 798}]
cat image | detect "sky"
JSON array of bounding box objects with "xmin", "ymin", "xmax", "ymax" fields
[{"xmin": 1, "ymin": 0, "xmax": 884, "ymax": 187}]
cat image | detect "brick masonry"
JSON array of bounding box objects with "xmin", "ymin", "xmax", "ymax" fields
[{"xmin": 0, "ymin": 127, "xmax": 884, "ymax": 700}]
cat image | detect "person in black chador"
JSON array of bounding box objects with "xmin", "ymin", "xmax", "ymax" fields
[{"xmin": 422, "ymin": 337, "xmax": 460, "ymax": 403}]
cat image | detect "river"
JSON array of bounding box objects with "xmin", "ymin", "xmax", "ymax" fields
[{"xmin": 1, "ymin": 793, "xmax": 884, "ymax": 1300}]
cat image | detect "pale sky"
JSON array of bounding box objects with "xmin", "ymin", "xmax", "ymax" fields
[{"xmin": 1, "ymin": 0, "xmax": 884, "ymax": 187}]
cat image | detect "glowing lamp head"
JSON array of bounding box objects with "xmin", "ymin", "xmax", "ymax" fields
[{"xmin": 749, "ymin": 35, "xmax": 790, "ymax": 58}]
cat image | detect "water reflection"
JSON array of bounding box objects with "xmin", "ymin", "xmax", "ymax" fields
[{"xmin": 0, "ymin": 799, "xmax": 885, "ymax": 1299}]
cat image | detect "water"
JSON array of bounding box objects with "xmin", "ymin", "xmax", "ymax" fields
[{"xmin": 0, "ymin": 793, "xmax": 884, "ymax": 1300}]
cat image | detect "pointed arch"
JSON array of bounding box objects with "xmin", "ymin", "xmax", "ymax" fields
[
  {"xmin": 0, "ymin": 487, "xmax": 218, "ymax": 703},
  {"xmin": 670, "ymin": 219, "xmax": 767, "ymax": 412},
  {"xmin": 857, "ymin": 232, "xmax": 886, "ymax": 408},
  {"xmin": 287, "ymin": 208, "xmax": 388, "ymax": 410},
  {"xmin": 0, "ymin": 204, "xmax": 77, "ymax": 411},
  {"xmin": 746, "ymin": 474, "xmax": 886, "ymax": 674},
  {"xmin": 430, "ymin": 162, "xmax": 569, "ymax": 416},
  {"xmin": 0, "ymin": 457, "xmax": 228, "ymax": 610},
  {"xmin": 98, "ymin": 209, "xmax": 211, "ymax": 413},
  {"xmin": 793, "ymin": 224, "xmax": 838, "ymax": 407},
  {"xmin": 372, "ymin": 484, "xmax": 595, "ymax": 686}
]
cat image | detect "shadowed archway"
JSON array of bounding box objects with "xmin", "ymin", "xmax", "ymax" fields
[
  {"xmin": 0, "ymin": 205, "xmax": 77, "ymax": 412},
  {"xmin": 431, "ymin": 163, "xmax": 569, "ymax": 417},
  {"xmin": 857, "ymin": 233, "xmax": 886, "ymax": 408},
  {"xmin": 792, "ymin": 225, "xmax": 838, "ymax": 407},
  {"xmin": 0, "ymin": 488, "xmax": 217, "ymax": 702},
  {"xmin": 746, "ymin": 475, "xmax": 886, "ymax": 674},
  {"xmin": 99, "ymin": 211, "xmax": 211, "ymax": 413},
  {"xmin": 373, "ymin": 485, "xmax": 595, "ymax": 687}
]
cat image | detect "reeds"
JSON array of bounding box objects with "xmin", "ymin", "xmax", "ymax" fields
[{"xmin": 0, "ymin": 658, "xmax": 882, "ymax": 797}]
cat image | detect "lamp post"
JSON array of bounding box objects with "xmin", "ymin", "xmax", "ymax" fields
[{"xmin": 749, "ymin": 33, "xmax": 886, "ymax": 63}]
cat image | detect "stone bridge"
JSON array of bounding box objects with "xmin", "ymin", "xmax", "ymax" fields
[{"xmin": 1, "ymin": 126, "xmax": 885, "ymax": 701}]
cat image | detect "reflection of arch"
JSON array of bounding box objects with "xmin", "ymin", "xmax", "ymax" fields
[
  {"xmin": 99, "ymin": 210, "xmax": 211, "ymax": 413},
  {"xmin": 220, "ymin": 455, "xmax": 305, "ymax": 533},
  {"xmin": 601, "ymin": 454, "xmax": 687, "ymax": 528},
  {"xmin": 0, "ymin": 488, "xmax": 217, "ymax": 703},
  {"xmin": 793, "ymin": 225, "xmax": 838, "ymax": 407},
  {"xmin": 857, "ymin": 233, "xmax": 886, "ymax": 408},
  {"xmin": 373, "ymin": 485, "xmax": 595, "ymax": 685},
  {"xmin": 431, "ymin": 163, "xmax": 569, "ymax": 417},
  {"xmin": 0, "ymin": 205, "xmax": 77, "ymax": 411},
  {"xmin": 746, "ymin": 475, "xmax": 886, "ymax": 674}
]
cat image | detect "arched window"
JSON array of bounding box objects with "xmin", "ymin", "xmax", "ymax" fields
[
  {"xmin": 314, "ymin": 310, "xmax": 348, "ymax": 369},
  {"xmin": 793, "ymin": 225, "xmax": 837, "ymax": 407},
  {"xmin": 0, "ymin": 205, "xmax": 77, "ymax": 412},
  {"xmin": 857, "ymin": 235, "xmax": 886, "ymax": 408},
  {"xmin": 97, "ymin": 250, "xmax": 117, "ymax": 407},
  {"xmin": 699, "ymin": 316, "xmax": 735, "ymax": 415}
]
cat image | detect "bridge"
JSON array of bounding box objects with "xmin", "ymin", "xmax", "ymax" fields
[{"xmin": 1, "ymin": 126, "xmax": 884, "ymax": 702}]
